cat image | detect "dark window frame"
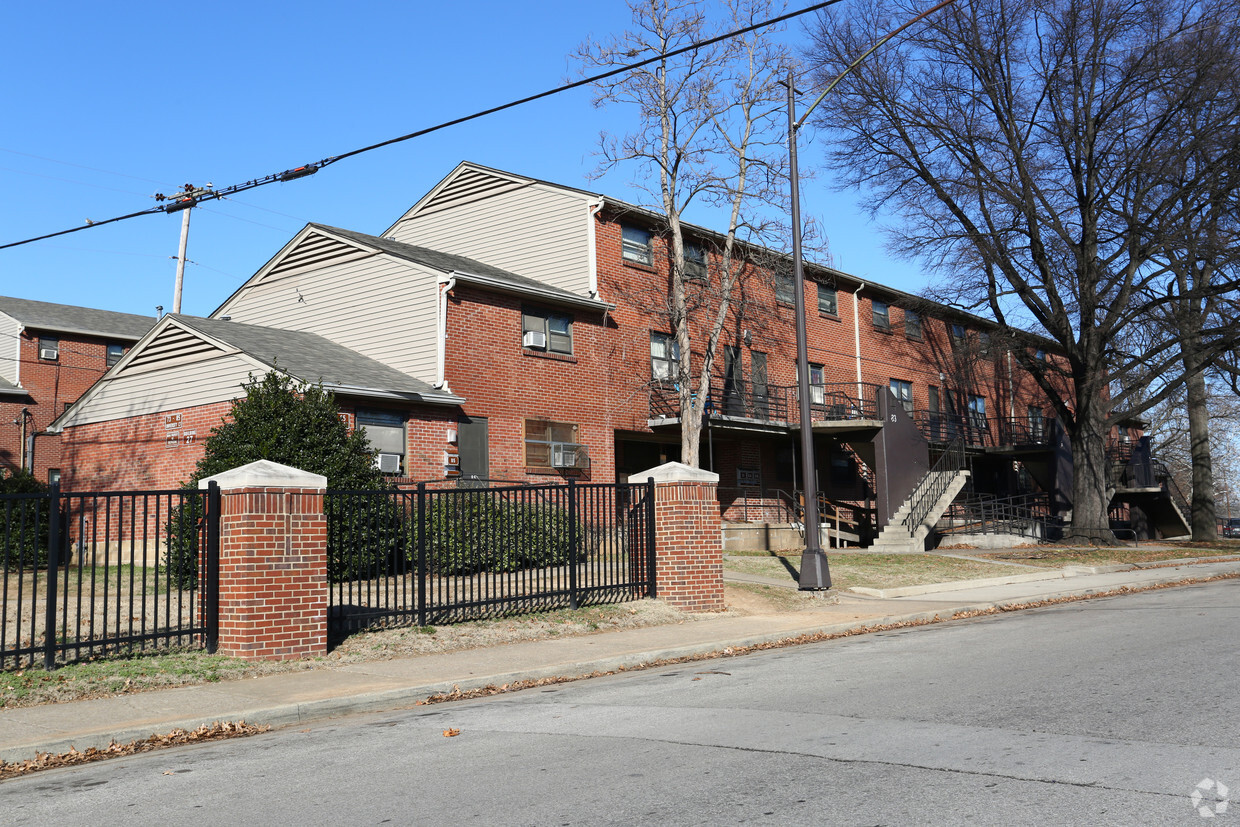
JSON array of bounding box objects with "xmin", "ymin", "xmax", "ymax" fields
[
  {"xmin": 650, "ymin": 331, "xmax": 680, "ymax": 381},
  {"xmin": 872, "ymin": 301, "xmax": 891, "ymax": 332},
  {"xmin": 818, "ymin": 284, "xmax": 839, "ymax": 316},
  {"xmin": 904, "ymin": 311, "xmax": 922, "ymax": 340},
  {"xmin": 524, "ymin": 419, "xmax": 578, "ymax": 468},
  {"xmin": 522, "ymin": 308, "xmax": 574, "ymax": 355}
]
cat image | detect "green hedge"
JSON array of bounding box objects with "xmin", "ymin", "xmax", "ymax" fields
[
  {"xmin": 410, "ymin": 493, "xmax": 577, "ymax": 576},
  {"xmin": 0, "ymin": 471, "xmax": 51, "ymax": 570}
]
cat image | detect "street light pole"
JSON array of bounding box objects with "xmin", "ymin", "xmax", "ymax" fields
[
  {"xmin": 788, "ymin": 71, "xmax": 831, "ymax": 590},
  {"xmin": 784, "ymin": 0, "xmax": 958, "ymax": 590}
]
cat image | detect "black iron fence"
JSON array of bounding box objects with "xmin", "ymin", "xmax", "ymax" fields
[
  {"xmin": 325, "ymin": 479, "xmax": 656, "ymax": 637},
  {"xmin": 0, "ymin": 484, "xmax": 220, "ymax": 670}
]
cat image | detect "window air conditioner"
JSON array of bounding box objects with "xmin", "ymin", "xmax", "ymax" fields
[
  {"xmin": 523, "ymin": 330, "xmax": 547, "ymax": 349},
  {"xmin": 39, "ymin": 344, "xmax": 59, "ymax": 360},
  {"xmin": 551, "ymin": 443, "xmax": 589, "ymax": 469},
  {"xmin": 374, "ymin": 453, "xmax": 402, "ymax": 474}
]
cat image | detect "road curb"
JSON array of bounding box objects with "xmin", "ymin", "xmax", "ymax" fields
[{"xmin": 2, "ymin": 562, "xmax": 1237, "ymax": 766}]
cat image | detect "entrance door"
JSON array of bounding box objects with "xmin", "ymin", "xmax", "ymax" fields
[
  {"xmin": 457, "ymin": 416, "xmax": 488, "ymax": 480},
  {"xmin": 751, "ymin": 351, "xmax": 769, "ymax": 419}
]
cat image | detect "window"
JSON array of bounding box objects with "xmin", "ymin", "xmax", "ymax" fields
[
  {"xmin": 650, "ymin": 332, "xmax": 680, "ymax": 381},
  {"xmin": 872, "ymin": 301, "xmax": 890, "ymax": 331},
  {"xmin": 621, "ymin": 225, "xmax": 653, "ymax": 266},
  {"xmin": 683, "ymin": 243, "xmax": 707, "ymax": 280},
  {"xmin": 106, "ymin": 342, "xmax": 124, "ymax": 367},
  {"xmin": 47, "ymin": 469, "xmax": 61, "ymax": 486},
  {"xmin": 357, "ymin": 408, "xmax": 406, "ymax": 472},
  {"xmin": 968, "ymin": 394, "xmax": 987, "ymax": 430},
  {"xmin": 818, "ymin": 285, "xmax": 838, "ymax": 316},
  {"xmin": 1034, "ymin": 348, "xmax": 1046, "ymax": 361},
  {"xmin": 525, "ymin": 420, "xmax": 577, "ymax": 467},
  {"xmin": 775, "ymin": 271, "xmax": 794, "ymax": 304},
  {"xmin": 522, "ymin": 309, "xmax": 573, "ymax": 355},
  {"xmin": 39, "ymin": 337, "xmax": 59, "ymax": 361},
  {"xmin": 950, "ymin": 323, "xmax": 967, "ymax": 348},
  {"xmin": 890, "ymin": 379, "xmax": 913, "ymax": 414},
  {"xmin": 1028, "ymin": 405, "xmax": 1044, "ymax": 441},
  {"xmin": 978, "ymin": 331, "xmax": 991, "ymax": 357},
  {"xmin": 809, "ymin": 363, "xmax": 825, "ymax": 405},
  {"xmin": 904, "ymin": 311, "xmax": 922, "ymax": 340}
]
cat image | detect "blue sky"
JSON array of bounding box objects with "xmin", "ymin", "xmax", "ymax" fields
[{"xmin": 0, "ymin": 0, "xmax": 928, "ymax": 319}]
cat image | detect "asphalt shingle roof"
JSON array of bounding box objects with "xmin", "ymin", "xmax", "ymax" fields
[
  {"xmin": 0, "ymin": 296, "xmax": 156, "ymax": 340},
  {"xmin": 309, "ymin": 224, "xmax": 605, "ymax": 308},
  {"xmin": 170, "ymin": 315, "xmax": 452, "ymax": 399}
]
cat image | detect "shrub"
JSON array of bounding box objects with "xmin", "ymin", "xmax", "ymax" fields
[
  {"xmin": 0, "ymin": 470, "xmax": 51, "ymax": 570},
  {"xmin": 164, "ymin": 370, "xmax": 388, "ymax": 586},
  {"xmin": 410, "ymin": 491, "xmax": 577, "ymax": 575}
]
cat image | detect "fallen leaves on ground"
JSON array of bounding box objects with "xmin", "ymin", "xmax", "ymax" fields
[{"xmin": 0, "ymin": 720, "xmax": 270, "ymax": 780}]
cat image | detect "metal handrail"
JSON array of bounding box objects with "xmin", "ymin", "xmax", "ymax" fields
[{"xmin": 901, "ymin": 436, "xmax": 967, "ymax": 534}]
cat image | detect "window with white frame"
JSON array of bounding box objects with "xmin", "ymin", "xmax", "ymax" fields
[
  {"xmin": 621, "ymin": 225, "xmax": 653, "ymax": 265},
  {"xmin": 522, "ymin": 309, "xmax": 573, "ymax": 355},
  {"xmin": 809, "ymin": 363, "xmax": 825, "ymax": 405},
  {"xmin": 650, "ymin": 332, "xmax": 680, "ymax": 381},
  {"xmin": 525, "ymin": 420, "xmax": 577, "ymax": 467},
  {"xmin": 890, "ymin": 379, "xmax": 913, "ymax": 413},
  {"xmin": 818, "ymin": 284, "xmax": 838, "ymax": 316}
]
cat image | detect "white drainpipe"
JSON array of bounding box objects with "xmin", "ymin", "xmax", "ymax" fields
[
  {"xmin": 853, "ymin": 283, "xmax": 866, "ymax": 401},
  {"xmin": 435, "ymin": 275, "xmax": 457, "ymax": 392}
]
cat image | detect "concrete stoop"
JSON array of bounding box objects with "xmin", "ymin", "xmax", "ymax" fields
[{"xmin": 870, "ymin": 470, "xmax": 971, "ymax": 554}]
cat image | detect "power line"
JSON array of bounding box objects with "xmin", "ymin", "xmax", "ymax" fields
[{"xmin": 0, "ymin": 0, "xmax": 842, "ymax": 253}]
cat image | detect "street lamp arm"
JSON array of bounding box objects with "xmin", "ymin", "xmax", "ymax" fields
[{"xmin": 795, "ymin": 0, "xmax": 960, "ymax": 131}]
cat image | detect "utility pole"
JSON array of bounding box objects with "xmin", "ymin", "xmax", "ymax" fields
[{"xmin": 155, "ymin": 183, "xmax": 214, "ymax": 314}]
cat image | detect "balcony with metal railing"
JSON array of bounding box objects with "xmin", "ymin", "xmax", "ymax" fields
[{"xmin": 649, "ymin": 380, "xmax": 882, "ymax": 431}]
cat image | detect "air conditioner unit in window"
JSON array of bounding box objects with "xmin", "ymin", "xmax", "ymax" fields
[
  {"xmin": 374, "ymin": 453, "xmax": 402, "ymax": 474},
  {"xmin": 39, "ymin": 344, "xmax": 58, "ymax": 360},
  {"xmin": 523, "ymin": 330, "xmax": 547, "ymax": 349},
  {"xmin": 551, "ymin": 442, "xmax": 589, "ymax": 469}
]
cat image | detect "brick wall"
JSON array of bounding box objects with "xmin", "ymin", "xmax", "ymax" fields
[
  {"xmin": 214, "ymin": 485, "xmax": 327, "ymax": 660},
  {"xmin": 652, "ymin": 479, "xmax": 725, "ymax": 611},
  {"xmin": 2, "ymin": 331, "xmax": 133, "ymax": 482},
  {"xmin": 443, "ymin": 284, "xmax": 616, "ymax": 483}
]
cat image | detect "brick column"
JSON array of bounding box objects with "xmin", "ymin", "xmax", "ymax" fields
[
  {"xmin": 201, "ymin": 460, "xmax": 328, "ymax": 660},
  {"xmin": 634, "ymin": 462, "xmax": 725, "ymax": 612}
]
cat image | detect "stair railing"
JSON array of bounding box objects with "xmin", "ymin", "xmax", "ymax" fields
[{"xmin": 901, "ymin": 436, "xmax": 967, "ymax": 535}]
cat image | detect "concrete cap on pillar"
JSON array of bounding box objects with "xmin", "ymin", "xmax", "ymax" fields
[
  {"xmin": 630, "ymin": 461, "xmax": 719, "ymax": 484},
  {"xmin": 199, "ymin": 459, "xmax": 327, "ymax": 490}
]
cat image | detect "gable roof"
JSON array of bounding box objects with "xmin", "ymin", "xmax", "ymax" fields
[
  {"xmin": 213, "ymin": 222, "xmax": 612, "ymax": 318},
  {"xmin": 0, "ymin": 295, "xmax": 155, "ymax": 341},
  {"xmin": 310, "ymin": 224, "xmax": 613, "ymax": 311},
  {"xmin": 170, "ymin": 315, "xmax": 462, "ymax": 403}
]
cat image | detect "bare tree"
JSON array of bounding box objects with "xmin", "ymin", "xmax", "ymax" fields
[
  {"xmin": 806, "ymin": 0, "xmax": 1240, "ymax": 537},
  {"xmin": 578, "ymin": 0, "xmax": 794, "ymax": 467}
]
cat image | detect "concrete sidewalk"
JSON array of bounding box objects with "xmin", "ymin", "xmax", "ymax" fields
[{"xmin": 1, "ymin": 556, "xmax": 1237, "ymax": 765}]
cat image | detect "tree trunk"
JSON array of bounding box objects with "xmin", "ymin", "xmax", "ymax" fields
[
  {"xmin": 1068, "ymin": 392, "xmax": 1114, "ymax": 542},
  {"xmin": 1184, "ymin": 356, "xmax": 1217, "ymax": 540}
]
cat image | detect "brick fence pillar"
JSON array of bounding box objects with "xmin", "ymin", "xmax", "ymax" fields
[
  {"xmin": 200, "ymin": 460, "xmax": 328, "ymax": 660},
  {"xmin": 633, "ymin": 462, "xmax": 725, "ymax": 612}
]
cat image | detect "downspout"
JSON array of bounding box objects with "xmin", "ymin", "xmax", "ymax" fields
[
  {"xmin": 435, "ymin": 275, "xmax": 457, "ymax": 393},
  {"xmin": 586, "ymin": 196, "xmax": 605, "ymax": 302},
  {"xmin": 853, "ymin": 283, "xmax": 866, "ymax": 401},
  {"xmin": 1007, "ymin": 349, "xmax": 1015, "ymax": 419}
]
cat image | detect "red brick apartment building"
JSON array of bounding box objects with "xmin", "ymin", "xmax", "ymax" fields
[
  {"xmin": 52, "ymin": 162, "xmax": 1187, "ymax": 544},
  {"xmin": 0, "ymin": 297, "xmax": 154, "ymax": 483}
]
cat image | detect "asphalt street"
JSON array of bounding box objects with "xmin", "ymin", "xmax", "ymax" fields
[{"xmin": 5, "ymin": 579, "xmax": 1237, "ymax": 825}]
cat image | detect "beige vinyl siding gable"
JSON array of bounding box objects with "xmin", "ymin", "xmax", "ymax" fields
[
  {"xmin": 388, "ymin": 174, "xmax": 593, "ymax": 296},
  {"xmin": 216, "ymin": 247, "xmax": 440, "ymax": 383},
  {"xmin": 61, "ymin": 348, "xmax": 256, "ymax": 427},
  {"xmin": 0, "ymin": 312, "xmax": 20, "ymax": 385}
]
